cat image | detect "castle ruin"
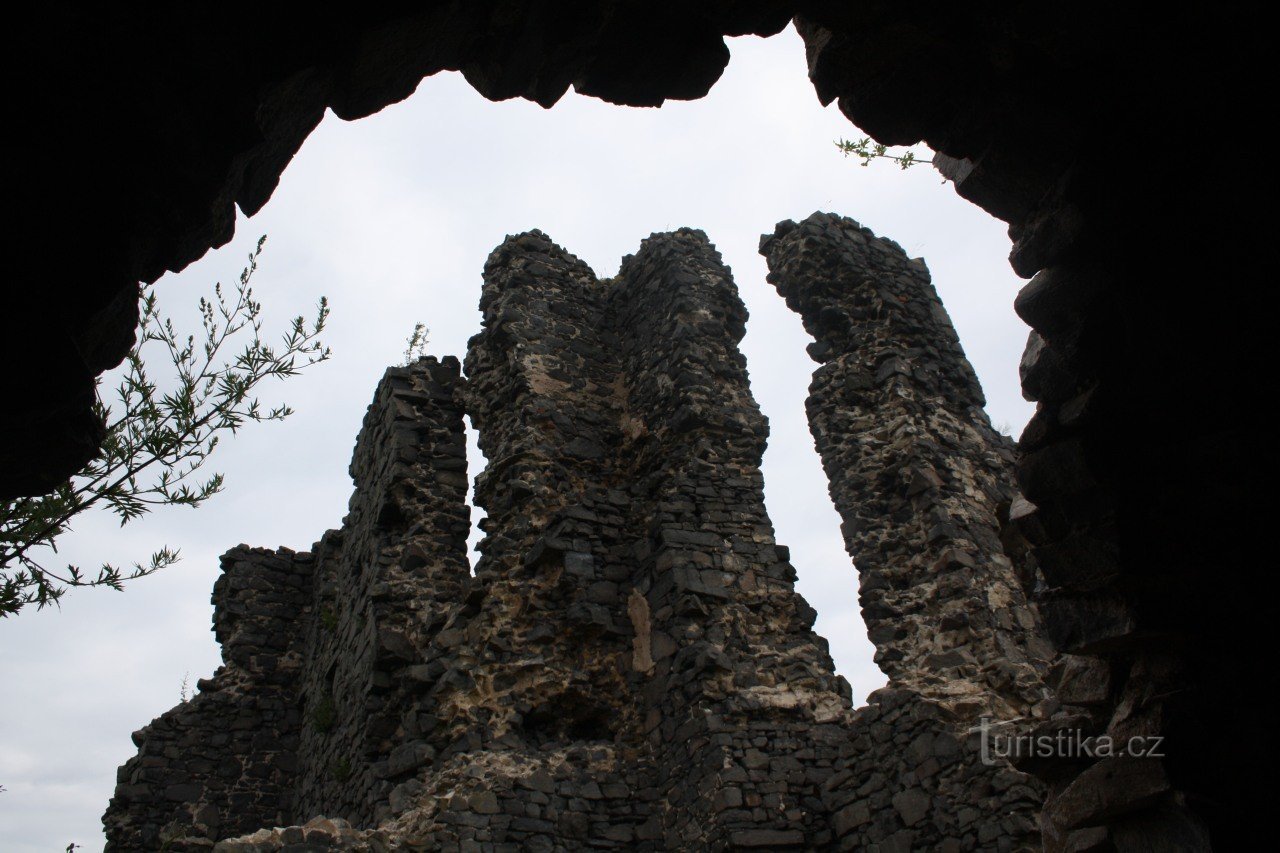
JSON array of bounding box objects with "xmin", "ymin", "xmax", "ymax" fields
[{"xmin": 105, "ymin": 215, "xmax": 1057, "ymax": 850}]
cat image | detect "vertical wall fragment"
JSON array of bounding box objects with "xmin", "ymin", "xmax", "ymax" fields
[
  {"xmin": 390, "ymin": 228, "xmax": 854, "ymax": 849},
  {"xmin": 605, "ymin": 230, "xmax": 853, "ymax": 849},
  {"xmin": 762, "ymin": 211, "xmax": 1053, "ymax": 851},
  {"xmin": 103, "ymin": 546, "xmax": 316, "ymax": 849},
  {"xmin": 103, "ymin": 357, "xmax": 471, "ymax": 850},
  {"xmin": 291, "ymin": 356, "xmax": 472, "ymax": 826}
]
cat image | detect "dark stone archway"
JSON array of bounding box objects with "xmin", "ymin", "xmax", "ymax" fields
[{"xmin": 8, "ymin": 4, "xmax": 1264, "ymax": 849}]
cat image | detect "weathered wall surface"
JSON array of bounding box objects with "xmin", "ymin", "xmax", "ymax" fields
[
  {"xmin": 106, "ymin": 211, "xmax": 1219, "ymax": 850},
  {"xmin": 102, "ymin": 358, "xmax": 470, "ymax": 849},
  {"xmin": 104, "ymin": 546, "xmax": 315, "ymax": 848},
  {"xmin": 603, "ymin": 230, "xmax": 854, "ymax": 848},
  {"xmin": 762, "ymin": 212, "xmax": 1049, "ymax": 710},
  {"xmin": 762, "ymin": 212, "xmax": 1053, "ymax": 851},
  {"xmin": 365, "ymin": 228, "xmax": 857, "ymax": 849},
  {"xmin": 106, "ymin": 229, "xmax": 870, "ymax": 850},
  {"xmin": 105, "ymin": 224, "xmax": 1063, "ymax": 851},
  {"xmin": 290, "ymin": 357, "xmax": 472, "ymax": 825}
]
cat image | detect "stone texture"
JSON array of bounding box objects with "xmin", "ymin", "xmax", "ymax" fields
[
  {"xmin": 106, "ymin": 229, "xmax": 859, "ymax": 850},
  {"xmin": 104, "ymin": 546, "xmax": 316, "ymax": 848},
  {"xmin": 761, "ymin": 213, "xmax": 1051, "ymax": 710},
  {"xmin": 762, "ymin": 212, "xmax": 1054, "ymax": 851},
  {"xmin": 103, "ymin": 222, "xmax": 1099, "ymax": 851},
  {"xmin": 103, "ymin": 357, "xmax": 470, "ymax": 849}
]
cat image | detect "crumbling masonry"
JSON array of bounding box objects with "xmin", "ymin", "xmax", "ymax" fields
[{"xmin": 105, "ymin": 216, "xmax": 1053, "ymax": 851}]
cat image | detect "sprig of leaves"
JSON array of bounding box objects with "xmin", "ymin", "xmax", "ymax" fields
[
  {"xmin": 403, "ymin": 322, "xmax": 430, "ymax": 366},
  {"xmin": 835, "ymin": 137, "xmax": 932, "ymax": 169},
  {"xmin": 0, "ymin": 236, "xmax": 331, "ymax": 616}
]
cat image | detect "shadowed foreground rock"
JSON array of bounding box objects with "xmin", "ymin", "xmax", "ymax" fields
[{"xmin": 106, "ymin": 224, "xmax": 1049, "ymax": 851}]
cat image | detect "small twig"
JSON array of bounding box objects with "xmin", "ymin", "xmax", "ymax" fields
[{"xmin": 835, "ymin": 137, "xmax": 933, "ymax": 169}]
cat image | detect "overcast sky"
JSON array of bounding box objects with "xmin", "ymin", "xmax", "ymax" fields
[{"xmin": 0, "ymin": 26, "xmax": 1032, "ymax": 851}]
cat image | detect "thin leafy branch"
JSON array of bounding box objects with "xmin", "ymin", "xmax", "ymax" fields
[
  {"xmin": 0, "ymin": 236, "xmax": 330, "ymax": 616},
  {"xmin": 835, "ymin": 137, "xmax": 933, "ymax": 169},
  {"xmin": 402, "ymin": 322, "xmax": 430, "ymax": 366}
]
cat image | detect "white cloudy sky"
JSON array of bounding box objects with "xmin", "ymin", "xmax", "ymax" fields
[{"xmin": 0, "ymin": 25, "xmax": 1032, "ymax": 851}]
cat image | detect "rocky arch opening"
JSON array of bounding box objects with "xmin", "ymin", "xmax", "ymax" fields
[
  {"xmin": 10, "ymin": 26, "xmax": 1046, "ymax": 849},
  {"xmin": 7, "ymin": 5, "xmax": 1259, "ymax": 851}
]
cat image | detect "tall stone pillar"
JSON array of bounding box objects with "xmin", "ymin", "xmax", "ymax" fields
[{"xmin": 762, "ymin": 212, "xmax": 1053, "ymax": 851}]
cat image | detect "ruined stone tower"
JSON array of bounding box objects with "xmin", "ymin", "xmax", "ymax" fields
[
  {"xmin": 761, "ymin": 213, "xmax": 1053, "ymax": 850},
  {"xmin": 105, "ymin": 217, "xmax": 1052, "ymax": 851}
]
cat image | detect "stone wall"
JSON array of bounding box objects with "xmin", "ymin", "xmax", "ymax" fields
[
  {"xmin": 761, "ymin": 212, "xmax": 1053, "ymax": 851},
  {"xmin": 363, "ymin": 228, "xmax": 857, "ymax": 849},
  {"xmin": 106, "ymin": 222, "xmax": 1108, "ymax": 851},
  {"xmin": 290, "ymin": 357, "xmax": 471, "ymax": 825},
  {"xmin": 105, "ymin": 229, "xmax": 865, "ymax": 850},
  {"xmin": 105, "ymin": 546, "xmax": 315, "ymax": 848},
  {"xmin": 102, "ymin": 358, "xmax": 470, "ymax": 849},
  {"xmin": 603, "ymin": 230, "xmax": 854, "ymax": 848}
]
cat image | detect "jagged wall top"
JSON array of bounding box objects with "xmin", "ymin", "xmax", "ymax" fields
[{"xmin": 106, "ymin": 222, "xmax": 1051, "ymax": 852}]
